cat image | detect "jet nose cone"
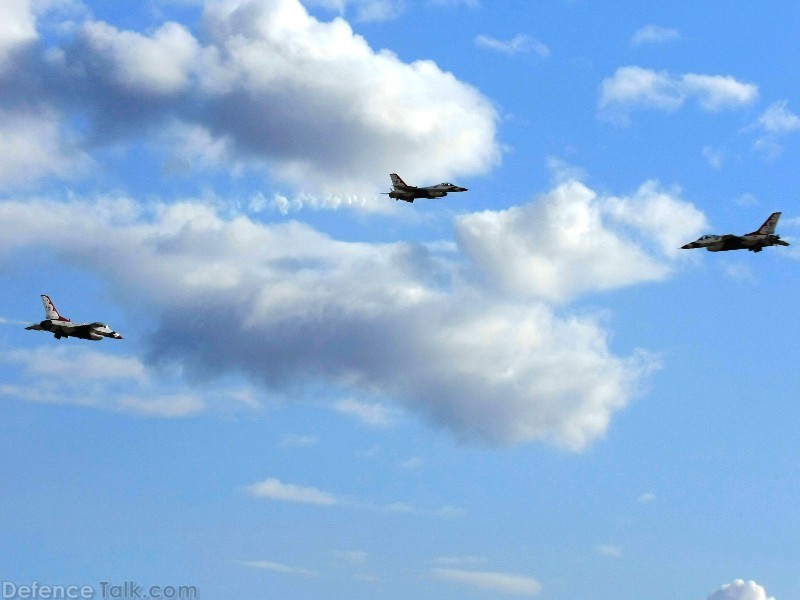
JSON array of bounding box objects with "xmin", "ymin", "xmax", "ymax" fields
[
  {"xmin": 681, "ymin": 243, "xmax": 693, "ymax": 249},
  {"xmin": 113, "ymin": 332, "xmax": 123, "ymax": 339}
]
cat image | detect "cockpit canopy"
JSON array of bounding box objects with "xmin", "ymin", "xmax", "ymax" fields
[
  {"xmin": 91, "ymin": 322, "xmax": 109, "ymax": 328},
  {"xmin": 698, "ymin": 234, "xmax": 718, "ymax": 241},
  {"xmin": 441, "ymin": 183, "xmax": 454, "ymax": 187}
]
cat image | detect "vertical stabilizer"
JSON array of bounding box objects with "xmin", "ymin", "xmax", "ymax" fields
[
  {"xmin": 41, "ymin": 295, "xmax": 70, "ymax": 322},
  {"xmin": 750, "ymin": 212, "xmax": 781, "ymax": 236},
  {"xmin": 390, "ymin": 173, "xmax": 408, "ymax": 189}
]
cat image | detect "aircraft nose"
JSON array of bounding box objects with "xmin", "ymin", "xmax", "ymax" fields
[{"xmin": 680, "ymin": 243, "xmax": 693, "ymax": 249}]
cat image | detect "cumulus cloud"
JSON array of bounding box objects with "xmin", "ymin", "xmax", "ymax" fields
[
  {"xmin": 474, "ymin": 34, "xmax": 549, "ymax": 57},
  {"xmin": 0, "ymin": 106, "xmax": 90, "ymax": 187},
  {"xmin": 705, "ymin": 579, "xmax": 775, "ymax": 600},
  {"xmin": 455, "ymin": 179, "xmax": 706, "ymax": 303},
  {"xmin": 757, "ymin": 100, "xmax": 800, "ymax": 134},
  {"xmin": 246, "ymin": 477, "xmax": 340, "ymax": 505},
  {"xmin": 0, "ymin": 176, "xmax": 706, "ymax": 449},
  {"xmin": 432, "ymin": 568, "xmax": 542, "ymax": 596},
  {"xmin": 1, "ymin": 0, "xmax": 499, "ymax": 197},
  {"xmin": 599, "ymin": 66, "xmax": 758, "ymax": 124},
  {"xmin": 630, "ymin": 25, "xmax": 679, "ymax": 46},
  {"xmin": 78, "ymin": 20, "xmax": 200, "ymax": 96},
  {"xmin": 0, "ymin": 0, "xmax": 37, "ymax": 73}
]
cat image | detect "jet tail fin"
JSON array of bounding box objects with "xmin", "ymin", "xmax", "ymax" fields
[
  {"xmin": 390, "ymin": 173, "xmax": 408, "ymax": 189},
  {"xmin": 748, "ymin": 212, "xmax": 782, "ymax": 236},
  {"xmin": 41, "ymin": 295, "xmax": 70, "ymax": 322}
]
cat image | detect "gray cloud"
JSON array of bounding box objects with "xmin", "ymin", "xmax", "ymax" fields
[
  {"xmin": 0, "ymin": 0, "xmax": 499, "ymax": 198},
  {"xmin": 0, "ymin": 175, "xmax": 707, "ymax": 449}
]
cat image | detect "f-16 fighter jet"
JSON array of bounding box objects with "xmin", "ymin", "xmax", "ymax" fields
[
  {"xmin": 25, "ymin": 295, "xmax": 123, "ymax": 340},
  {"xmin": 681, "ymin": 212, "xmax": 790, "ymax": 253},
  {"xmin": 385, "ymin": 173, "xmax": 467, "ymax": 202}
]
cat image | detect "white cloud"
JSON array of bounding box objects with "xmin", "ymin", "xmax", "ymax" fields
[
  {"xmin": 599, "ymin": 66, "xmax": 758, "ymax": 124},
  {"xmin": 637, "ymin": 492, "xmax": 656, "ymax": 503},
  {"xmin": 279, "ymin": 433, "xmax": 320, "ymax": 448},
  {"xmin": 474, "ymin": 34, "xmax": 549, "ymax": 57},
  {"xmin": 753, "ymin": 136, "xmax": 784, "ymax": 161},
  {"xmin": 0, "ymin": 0, "xmax": 37, "ymax": 73},
  {"xmin": 703, "ymin": 145, "xmax": 724, "ymax": 169},
  {"xmin": 630, "ymin": 25, "xmax": 679, "ymax": 46},
  {"xmin": 0, "ymin": 107, "xmax": 90, "ymax": 187},
  {"xmin": 749, "ymin": 102, "xmax": 800, "ymax": 160},
  {"xmin": 0, "ymin": 177, "xmax": 705, "ymax": 449},
  {"xmin": 456, "ymin": 179, "xmax": 706, "ymax": 303},
  {"xmin": 246, "ymin": 477, "xmax": 340, "ymax": 505},
  {"xmin": 597, "ymin": 544, "xmax": 622, "ymax": 557},
  {"xmin": 0, "ymin": 0, "xmax": 500, "ymax": 197},
  {"xmin": 334, "ymin": 398, "xmax": 397, "ymax": 427},
  {"xmin": 432, "ymin": 568, "xmax": 542, "ymax": 596},
  {"xmin": 195, "ymin": 0, "xmax": 499, "ymax": 196},
  {"xmin": 6, "ymin": 347, "xmax": 146, "ymax": 382},
  {"xmin": 757, "ymin": 100, "xmax": 800, "ymax": 134},
  {"xmin": 681, "ymin": 73, "xmax": 759, "ymax": 111},
  {"xmin": 117, "ymin": 393, "xmax": 206, "ymax": 417},
  {"xmin": 350, "ymin": 0, "xmax": 403, "ymax": 22},
  {"xmin": 0, "ymin": 346, "xmax": 210, "ymax": 418},
  {"xmin": 303, "ymin": 0, "xmax": 404, "ymax": 22},
  {"xmin": 603, "ymin": 180, "xmax": 709, "ymax": 258},
  {"xmin": 706, "ymin": 579, "xmax": 775, "ymax": 600},
  {"xmin": 78, "ymin": 20, "xmax": 200, "ymax": 95},
  {"xmin": 400, "ymin": 457, "xmax": 423, "ymax": 469},
  {"xmin": 238, "ymin": 560, "xmax": 319, "ymax": 577}
]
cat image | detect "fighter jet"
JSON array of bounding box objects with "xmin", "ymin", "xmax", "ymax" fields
[
  {"xmin": 385, "ymin": 173, "xmax": 467, "ymax": 202},
  {"xmin": 25, "ymin": 295, "xmax": 123, "ymax": 340},
  {"xmin": 681, "ymin": 212, "xmax": 790, "ymax": 253}
]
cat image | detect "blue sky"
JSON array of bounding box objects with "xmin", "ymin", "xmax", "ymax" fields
[{"xmin": 1, "ymin": 1, "xmax": 798, "ymax": 598}]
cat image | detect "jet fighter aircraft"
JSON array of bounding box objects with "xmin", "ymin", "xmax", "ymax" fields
[
  {"xmin": 681, "ymin": 212, "xmax": 790, "ymax": 253},
  {"xmin": 25, "ymin": 295, "xmax": 123, "ymax": 340},
  {"xmin": 385, "ymin": 173, "xmax": 467, "ymax": 202}
]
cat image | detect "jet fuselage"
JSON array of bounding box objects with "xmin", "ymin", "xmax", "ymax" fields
[
  {"xmin": 680, "ymin": 212, "xmax": 790, "ymax": 253},
  {"xmin": 25, "ymin": 295, "xmax": 123, "ymax": 340},
  {"xmin": 387, "ymin": 174, "xmax": 467, "ymax": 202},
  {"xmin": 681, "ymin": 233, "xmax": 788, "ymax": 252}
]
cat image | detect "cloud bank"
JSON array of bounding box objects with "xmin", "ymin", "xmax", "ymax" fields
[
  {"xmin": 0, "ymin": 176, "xmax": 705, "ymax": 450},
  {"xmin": 0, "ymin": 0, "xmax": 500, "ymax": 199}
]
